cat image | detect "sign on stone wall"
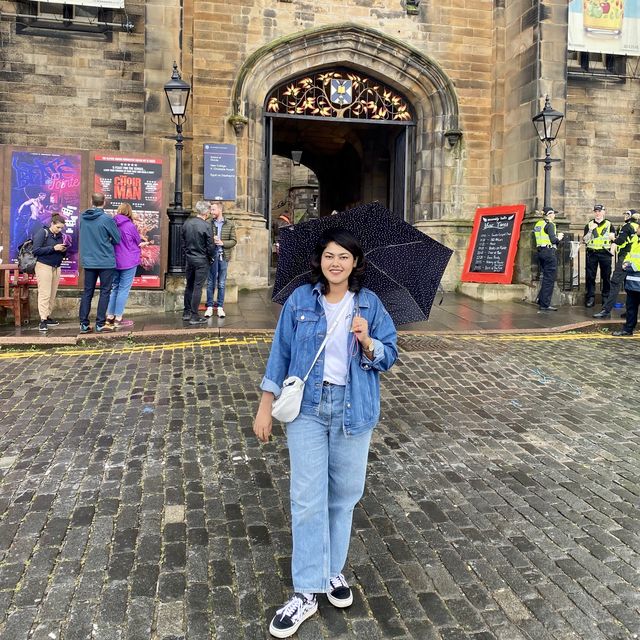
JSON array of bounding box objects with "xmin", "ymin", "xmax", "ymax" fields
[
  {"xmin": 93, "ymin": 153, "xmax": 165, "ymax": 289},
  {"xmin": 8, "ymin": 149, "xmax": 82, "ymax": 286},
  {"xmin": 204, "ymin": 144, "xmax": 237, "ymax": 201},
  {"xmin": 461, "ymin": 205, "xmax": 526, "ymax": 284},
  {"xmin": 569, "ymin": 0, "xmax": 640, "ymax": 56}
]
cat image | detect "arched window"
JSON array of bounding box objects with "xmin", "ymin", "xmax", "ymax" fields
[{"xmin": 266, "ymin": 69, "xmax": 414, "ymax": 122}]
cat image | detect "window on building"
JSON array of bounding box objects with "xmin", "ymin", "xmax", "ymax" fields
[
  {"xmin": 16, "ymin": 0, "xmax": 132, "ymax": 36},
  {"xmin": 567, "ymin": 51, "xmax": 627, "ymax": 81}
]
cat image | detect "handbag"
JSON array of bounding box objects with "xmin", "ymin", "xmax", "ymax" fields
[{"xmin": 271, "ymin": 294, "xmax": 353, "ymax": 423}]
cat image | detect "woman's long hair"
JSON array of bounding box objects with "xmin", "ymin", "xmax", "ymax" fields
[
  {"xmin": 117, "ymin": 202, "xmax": 134, "ymax": 221},
  {"xmin": 309, "ymin": 228, "xmax": 366, "ymax": 293}
]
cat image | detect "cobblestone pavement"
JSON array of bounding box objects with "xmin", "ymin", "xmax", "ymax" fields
[{"xmin": 0, "ymin": 333, "xmax": 639, "ymax": 640}]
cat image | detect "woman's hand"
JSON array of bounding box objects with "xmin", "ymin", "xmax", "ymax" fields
[
  {"xmin": 53, "ymin": 243, "xmax": 66, "ymax": 252},
  {"xmin": 351, "ymin": 315, "xmax": 370, "ymax": 345},
  {"xmin": 253, "ymin": 392, "xmax": 274, "ymax": 442}
]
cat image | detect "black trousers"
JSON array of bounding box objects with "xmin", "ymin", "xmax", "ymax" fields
[
  {"xmin": 183, "ymin": 260, "xmax": 209, "ymax": 317},
  {"xmin": 623, "ymin": 289, "xmax": 640, "ymax": 334},
  {"xmin": 601, "ymin": 255, "xmax": 627, "ymax": 312},
  {"xmin": 585, "ymin": 250, "xmax": 612, "ymax": 300},
  {"xmin": 79, "ymin": 267, "xmax": 115, "ymax": 327},
  {"xmin": 537, "ymin": 247, "xmax": 557, "ymax": 309}
]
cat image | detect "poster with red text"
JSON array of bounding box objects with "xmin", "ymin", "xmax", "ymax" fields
[{"xmin": 94, "ymin": 154, "xmax": 164, "ymax": 288}]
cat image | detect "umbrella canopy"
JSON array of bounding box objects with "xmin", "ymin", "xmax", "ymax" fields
[{"xmin": 272, "ymin": 202, "xmax": 453, "ymax": 325}]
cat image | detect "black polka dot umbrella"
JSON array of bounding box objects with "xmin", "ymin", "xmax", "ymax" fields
[{"xmin": 272, "ymin": 202, "xmax": 454, "ymax": 325}]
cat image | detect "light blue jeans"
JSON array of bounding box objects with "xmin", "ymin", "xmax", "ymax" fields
[
  {"xmin": 206, "ymin": 257, "xmax": 228, "ymax": 308},
  {"xmin": 286, "ymin": 384, "xmax": 372, "ymax": 593},
  {"xmin": 106, "ymin": 266, "xmax": 136, "ymax": 318}
]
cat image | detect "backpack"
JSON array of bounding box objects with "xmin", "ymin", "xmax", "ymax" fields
[{"xmin": 17, "ymin": 227, "xmax": 48, "ymax": 274}]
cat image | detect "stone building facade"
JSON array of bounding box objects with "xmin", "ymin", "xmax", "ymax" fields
[{"xmin": 0, "ymin": 0, "xmax": 638, "ymax": 301}]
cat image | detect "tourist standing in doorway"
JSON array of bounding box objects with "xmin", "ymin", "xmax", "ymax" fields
[
  {"xmin": 253, "ymin": 228, "xmax": 397, "ymax": 638},
  {"xmin": 583, "ymin": 204, "xmax": 615, "ymax": 308},
  {"xmin": 78, "ymin": 193, "xmax": 120, "ymax": 334},
  {"xmin": 182, "ymin": 202, "xmax": 214, "ymax": 325},
  {"xmin": 204, "ymin": 202, "xmax": 236, "ymax": 318}
]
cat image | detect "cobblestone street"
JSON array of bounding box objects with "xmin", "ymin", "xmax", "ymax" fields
[{"xmin": 0, "ymin": 333, "xmax": 639, "ymax": 640}]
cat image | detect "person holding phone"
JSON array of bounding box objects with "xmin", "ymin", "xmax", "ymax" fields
[
  {"xmin": 32, "ymin": 214, "xmax": 67, "ymax": 332},
  {"xmin": 253, "ymin": 228, "xmax": 397, "ymax": 638}
]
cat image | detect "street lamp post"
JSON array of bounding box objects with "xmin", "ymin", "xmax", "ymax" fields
[
  {"xmin": 164, "ymin": 61, "xmax": 191, "ymax": 273},
  {"xmin": 532, "ymin": 96, "xmax": 564, "ymax": 210}
]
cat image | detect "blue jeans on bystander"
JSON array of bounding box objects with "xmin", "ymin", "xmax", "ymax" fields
[
  {"xmin": 107, "ymin": 266, "xmax": 137, "ymax": 318},
  {"xmin": 206, "ymin": 257, "xmax": 229, "ymax": 308}
]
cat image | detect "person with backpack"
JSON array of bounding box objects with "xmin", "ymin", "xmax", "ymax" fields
[{"xmin": 32, "ymin": 214, "xmax": 67, "ymax": 332}]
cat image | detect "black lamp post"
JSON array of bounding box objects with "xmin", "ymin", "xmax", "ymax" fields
[
  {"xmin": 532, "ymin": 95, "xmax": 564, "ymax": 210},
  {"xmin": 164, "ymin": 61, "xmax": 191, "ymax": 273}
]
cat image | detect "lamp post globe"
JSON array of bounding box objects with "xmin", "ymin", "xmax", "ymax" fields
[{"xmin": 532, "ymin": 96, "xmax": 564, "ymax": 210}]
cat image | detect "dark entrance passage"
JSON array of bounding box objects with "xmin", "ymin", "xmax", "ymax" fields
[{"xmin": 266, "ymin": 116, "xmax": 413, "ymax": 220}]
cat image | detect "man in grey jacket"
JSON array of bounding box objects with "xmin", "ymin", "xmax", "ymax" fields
[{"xmin": 181, "ymin": 202, "xmax": 214, "ymax": 325}]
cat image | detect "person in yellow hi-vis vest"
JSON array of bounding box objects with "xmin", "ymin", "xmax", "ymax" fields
[
  {"xmin": 582, "ymin": 204, "xmax": 616, "ymax": 308},
  {"xmin": 593, "ymin": 209, "xmax": 640, "ymax": 319},
  {"xmin": 613, "ymin": 227, "xmax": 640, "ymax": 337},
  {"xmin": 533, "ymin": 207, "xmax": 564, "ymax": 311}
]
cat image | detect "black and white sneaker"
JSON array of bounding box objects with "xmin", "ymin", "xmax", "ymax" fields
[
  {"xmin": 269, "ymin": 593, "xmax": 317, "ymax": 638},
  {"xmin": 45, "ymin": 317, "xmax": 59, "ymax": 326},
  {"xmin": 327, "ymin": 573, "xmax": 353, "ymax": 608},
  {"xmin": 38, "ymin": 320, "xmax": 48, "ymax": 332}
]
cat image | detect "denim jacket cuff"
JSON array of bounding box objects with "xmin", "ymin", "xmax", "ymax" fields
[
  {"xmin": 360, "ymin": 338, "xmax": 383, "ymax": 369},
  {"xmin": 260, "ymin": 376, "xmax": 282, "ymax": 398}
]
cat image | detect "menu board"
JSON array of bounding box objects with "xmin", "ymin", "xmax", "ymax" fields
[{"xmin": 461, "ymin": 205, "xmax": 526, "ymax": 284}]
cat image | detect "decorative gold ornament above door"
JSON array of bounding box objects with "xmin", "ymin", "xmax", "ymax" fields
[{"xmin": 266, "ymin": 70, "xmax": 414, "ymax": 122}]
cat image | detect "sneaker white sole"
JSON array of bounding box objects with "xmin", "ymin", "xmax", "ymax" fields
[
  {"xmin": 327, "ymin": 590, "xmax": 353, "ymax": 608},
  {"xmin": 268, "ymin": 601, "xmax": 318, "ymax": 638}
]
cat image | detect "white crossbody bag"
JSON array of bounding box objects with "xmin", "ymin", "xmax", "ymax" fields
[{"xmin": 271, "ymin": 295, "xmax": 353, "ymax": 423}]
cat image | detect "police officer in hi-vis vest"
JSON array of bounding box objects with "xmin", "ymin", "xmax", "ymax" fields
[
  {"xmin": 613, "ymin": 227, "xmax": 640, "ymax": 336},
  {"xmin": 583, "ymin": 204, "xmax": 616, "ymax": 308},
  {"xmin": 593, "ymin": 209, "xmax": 640, "ymax": 319},
  {"xmin": 533, "ymin": 207, "xmax": 564, "ymax": 312}
]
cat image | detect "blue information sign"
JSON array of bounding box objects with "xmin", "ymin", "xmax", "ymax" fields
[{"xmin": 204, "ymin": 143, "xmax": 237, "ymax": 201}]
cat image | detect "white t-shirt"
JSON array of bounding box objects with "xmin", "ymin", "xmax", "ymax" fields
[{"xmin": 321, "ymin": 292, "xmax": 354, "ymax": 386}]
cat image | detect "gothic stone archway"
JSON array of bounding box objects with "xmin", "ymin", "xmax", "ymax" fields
[{"xmin": 232, "ymin": 23, "xmax": 461, "ymax": 223}]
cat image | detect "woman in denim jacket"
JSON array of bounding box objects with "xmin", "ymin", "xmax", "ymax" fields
[{"xmin": 254, "ymin": 228, "xmax": 397, "ymax": 638}]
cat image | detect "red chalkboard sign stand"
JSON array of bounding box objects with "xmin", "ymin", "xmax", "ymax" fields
[{"xmin": 461, "ymin": 205, "xmax": 526, "ymax": 284}]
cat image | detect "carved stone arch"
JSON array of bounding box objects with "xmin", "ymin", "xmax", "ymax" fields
[{"xmin": 232, "ymin": 23, "xmax": 461, "ymax": 220}]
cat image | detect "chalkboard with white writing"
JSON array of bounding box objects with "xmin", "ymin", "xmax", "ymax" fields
[{"xmin": 469, "ymin": 213, "xmax": 516, "ymax": 273}]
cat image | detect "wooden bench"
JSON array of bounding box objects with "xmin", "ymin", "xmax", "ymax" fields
[{"xmin": 0, "ymin": 264, "xmax": 30, "ymax": 326}]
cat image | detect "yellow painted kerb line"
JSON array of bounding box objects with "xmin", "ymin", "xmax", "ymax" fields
[{"xmin": 0, "ymin": 335, "xmax": 274, "ymax": 360}]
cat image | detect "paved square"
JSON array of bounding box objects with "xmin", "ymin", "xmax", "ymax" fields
[{"xmin": 0, "ymin": 333, "xmax": 638, "ymax": 639}]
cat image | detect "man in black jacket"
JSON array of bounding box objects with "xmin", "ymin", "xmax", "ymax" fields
[{"xmin": 182, "ymin": 203, "xmax": 214, "ymax": 325}]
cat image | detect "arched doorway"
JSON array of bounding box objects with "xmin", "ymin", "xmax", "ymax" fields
[
  {"xmin": 231, "ymin": 23, "xmax": 461, "ymax": 277},
  {"xmin": 264, "ymin": 68, "xmax": 415, "ymax": 227}
]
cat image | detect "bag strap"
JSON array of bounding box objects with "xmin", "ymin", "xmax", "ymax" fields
[{"xmin": 302, "ymin": 294, "xmax": 353, "ymax": 383}]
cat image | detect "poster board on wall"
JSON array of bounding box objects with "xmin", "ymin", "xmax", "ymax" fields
[
  {"xmin": 204, "ymin": 143, "xmax": 237, "ymax": 201},
  {"xmin": 3, "ymin": 146, "xmax": 86, "ymax": 286},
  {"xmin": 569, "ymin": 0, "xmax": 640, "ymax": 56},
  {"xmin": 461, "ymin": 205, "xmax": 526, "ymax": 284},
  {"xmin": 90, "ymin": 152, "xmax": 168, "ymax": 289}
]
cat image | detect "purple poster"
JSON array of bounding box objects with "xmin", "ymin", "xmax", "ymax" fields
[{"xmin": 10, "ymin": 151, "xmax": 81, "ymax": 285}]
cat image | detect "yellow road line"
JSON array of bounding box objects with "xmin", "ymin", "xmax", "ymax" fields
[
  {"xmin": 0, "ymin": 335, "xmax": 273, "ymax": 360},
  {"xmin": 0, "ymin": 331, "xmax": 632, "ymax": 361}
]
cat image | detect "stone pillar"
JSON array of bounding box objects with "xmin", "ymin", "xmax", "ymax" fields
[{"xmin": 226, "ymin": 209, "xmax": 270, "ymax": 290}]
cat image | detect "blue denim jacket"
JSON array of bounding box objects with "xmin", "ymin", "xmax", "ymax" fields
[{"xmin": 261, "ymin": 283, "xmax": 398, "ymax": 435}]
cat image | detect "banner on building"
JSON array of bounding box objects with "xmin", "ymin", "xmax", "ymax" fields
[
  {"xmin": 8, "ymin": 149, "xmax": 82, "ymax": 286},
  {"xmin": 569, "ymin": 0, "xmax": 640, "ymax": 56},
  {"xmin": 204, "ymin": 144, "xmax": 237, "ymax": 201},
  {"xmin": 93, "ymin": 154, "xmax": 165, "ymax": 288}
]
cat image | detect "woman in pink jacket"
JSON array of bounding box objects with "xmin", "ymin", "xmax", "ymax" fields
[{"xmin": 105, "ymin": 203, "xmax": 147, "ymax": 328}]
